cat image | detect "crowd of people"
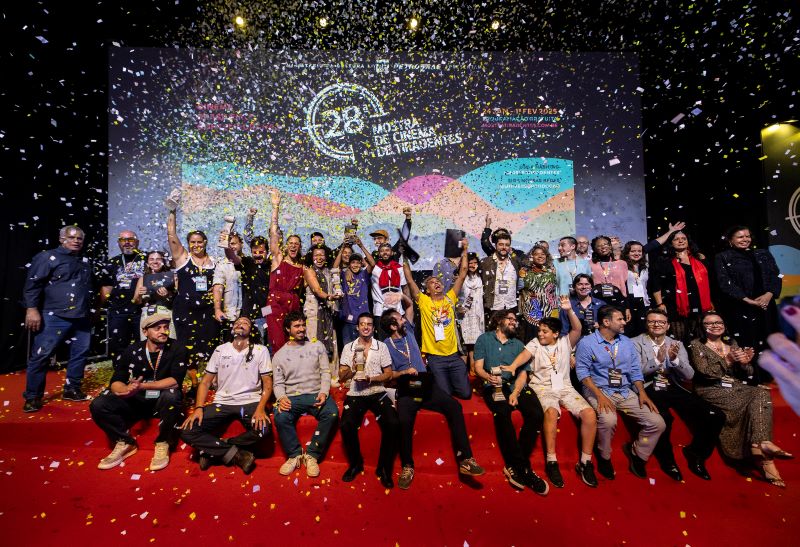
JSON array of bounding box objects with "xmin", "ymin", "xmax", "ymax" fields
[{"xmin": 20, "ymin": 188, "xmax": 796, "ymax": 491}]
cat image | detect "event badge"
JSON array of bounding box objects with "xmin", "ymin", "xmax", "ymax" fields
[
  {"xmin": 631, "ymin": 281, "xmax": 645, "ymax": 299},
  {"xmin": 608, "ymin": 368, "xmax": 623, "ymax": 388},
  {"xmin": 193, "ymin": 276, "xmax": 208, "ymax": 292},
  {"xmin": 720, "ymin": 375, "xmax": 734, "ymax": 388},
  {"xmin": 145, "ymin": 390, "xmax": 160, "ymax": 399},
  {"xmin": 498, "ymin": 279, "xmax": 509, "ymax": 295},
  {"xmin": 434, "ymin": 323, "xmax": 446, "ymax": 341},
  {"xmin": 550, "ymin": 370, "xmax": 565, "ymax": 391},
  {"xmin": 653, "ymin": 373, "xmax": 670, "ymax": 391},
  {"xmin": 261, "ymin": 305, "xmax": 272, "ymax": 317},
  {"xmin": 600, "ymin": 283, "xmax": 614, "ymax": 298}
]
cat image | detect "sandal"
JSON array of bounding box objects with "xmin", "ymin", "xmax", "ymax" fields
[
  {"xmin": 761, "ymin": 459, "xmax": 787, "ymax": 488},
  {"xmin": 760, "ymin": 442, "xmax": 795, "ymax": 460}
]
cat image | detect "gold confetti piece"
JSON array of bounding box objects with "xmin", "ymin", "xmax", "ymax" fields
[
  {"xmin": 680, "ymin": 511, "xmax": 686, "ymax": 519},
  {"xmin": 189, "ymin": 512, "xmax": 197, "ymax": 520},
  {"xmin": 315, "ymin": 515, "xmax": 320, "ymax": 522}
]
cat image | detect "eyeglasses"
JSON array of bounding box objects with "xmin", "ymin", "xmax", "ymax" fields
[
  {"xmin": 118, "ymin": 237, "xmax": 138, "ymax": 243},
  {"xmin": 703, "ymin": 321, "xmax": 725, "ymax": 327},
  {"xmin": 646, "ymin": 320, "xmax": 667, "ymax": 326}
]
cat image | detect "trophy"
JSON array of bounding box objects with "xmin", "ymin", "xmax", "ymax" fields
[
  {"xmin": 164, "ymin": 188, "xmax": 182, "ymax": 211},
  {"xmin": 218, "ymin": 215, "xmax": 236, "ymax": 249},
  {"xmin": 330, "ymin": 268, "xmax": 344, "ymax": 298},
  {"xmin": 353, "ymin": 346, "xmax": 367, "ymax": 381},
  {"xmin": 490, "ymin": 366, "xmax": 505, "ymax": 401}
]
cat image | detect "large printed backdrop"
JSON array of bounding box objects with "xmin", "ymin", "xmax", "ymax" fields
[{"xmin": 109, "ymin": 50, "xmax": 645, "ymax": 267}]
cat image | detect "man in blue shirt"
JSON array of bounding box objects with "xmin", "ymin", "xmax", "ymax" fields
[
  {"xmin": 22, "ymin": 225, "xmax": 94, "ymax": 412},
  {"xmin": 380, "ymin": 295, "xmax": 484, "ymax": 490},
  {"xmin": 575, "ymin": 305, "xmax": 665, "ymax": 479}
]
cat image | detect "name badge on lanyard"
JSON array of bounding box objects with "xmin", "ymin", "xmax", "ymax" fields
[
  {"xmin": 434, "ymin": 323, "xmax": 446, "ymax": 341},
  {"xmin": 631, "ymin": 276, "xmax": 645, "ymax": 298},
  {"xmin": 604, "ymin": 342, "xmax": 623, "ymax": 387},
  {"xmin": 194, "ymin": 275, "xmax": 208, "ymax": 292},
  {"xmin": 653, "ymin": 373, "xmax": 670, "ymax": 391},
  {"xmin": 498, "ymin": 279, "xmax": 509, "ymax": 295}
]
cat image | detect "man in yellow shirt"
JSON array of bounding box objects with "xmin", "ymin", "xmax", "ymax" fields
[{"xmin": 403, "ymin": 238, "xmax": 471, "ymax": 399}]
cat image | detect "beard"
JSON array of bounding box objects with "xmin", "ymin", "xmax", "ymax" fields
[{"xmin": 500, "ymin": 324, "xmax": 517, "ymax": 338}]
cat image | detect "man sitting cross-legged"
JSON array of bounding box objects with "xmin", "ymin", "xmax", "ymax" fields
[
  {"xmin": 181, "ymin": 316, "xmax": 273, "ymax": 474},
  {"xmin": 90, "ymin": 311, "xmax": 187, "ymax": 471},
  {"xmin": 272, "ymin": 311, "xmax": 340, "ymax": 477}
]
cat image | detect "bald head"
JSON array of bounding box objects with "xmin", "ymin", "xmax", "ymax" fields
[{"xmin": 117, "ymin": 230, "xmax": 139, "ymax": 254}]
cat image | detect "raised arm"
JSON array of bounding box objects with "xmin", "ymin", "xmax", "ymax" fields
[
  {"xmin": 450, "ymin": 238, "xmax": 470, "ymax": 296},
  {"xmin": 304, "ymin": 267, "xmax": 339, "ymax": 301},
  {"xmin": 402, "ymin": 256, "xmax": 421, "ymax": 302},
  {"xmin": 224, "ymin": 245, "xmax": 242, "ymax": 266},
  {"xmin": 268, "ymin": 190, "xmax": 284, "ymax": 268},
  {"xmin": 400, "ymin": 292, "xmax": 415, "ymax": 323},
  {"xmin": 560, "ymin": 295, "xmax": 583, "ymax": 348},
  {"xmin": 355, "ymin": 236, "xmax": 376, "ymax": 270},
  {"xmin": 645, "ymin": 221, "xmax": 685, "ymax": 254},
  {"xmin": 165, "ymin": 189, "xmax": 188, "ymax": 266},
  {"xmin": 243, "ymin": 207, "xmax": 257, "ymax": 245}
]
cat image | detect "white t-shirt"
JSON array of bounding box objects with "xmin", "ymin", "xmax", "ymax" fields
[
  {"xmin": 340, "ymin": 338, "xmax": 392, "ymax": 397},
  {"xmin": 370, "ymin": 264, "xmax": 407, "ymax": 316},
  {"xmin": 492, "ymin": 258, "xmax": 518, "ymax": 310},
  {"xmin": 525, "ymin": 336, "xmax": 573, "ymax": 391},
  {"xmin": 206, "ymin": 342, "xmax": 272, "ymax": 405}
]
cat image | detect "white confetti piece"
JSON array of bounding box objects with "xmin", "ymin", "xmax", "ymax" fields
[
  {"xmin": 131, "ymin": 474, "xmax": 141, "ymax": 481},
  {"xmin": 435, "ymin": 458, "xmax": 444, "ymax": 466}
]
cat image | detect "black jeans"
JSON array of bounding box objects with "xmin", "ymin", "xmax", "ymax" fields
[
  {"xmin": 340, "ymin": 392, "xmax": 400, "ymax": 474},
  {"xmin": 90, "ymin": 388, "xmax": 183, "ymax": 446},
  {"xmin": 482, "ymin": 386, "xmax": 544, "ymax": 470},
  {"xmin": 397, "ymin": 383, "xmax": 473, "ymax": 468},
  {"xmin": 180, "ymin": 401, "xmax": 270, "ymax": 463},
  {"xmin": 646, "ymin": 385, "xmax": 725, "ymax": 465},
  {"xmin": 107, "ymin": 312, "xmax": 140, "ymax": 359}
]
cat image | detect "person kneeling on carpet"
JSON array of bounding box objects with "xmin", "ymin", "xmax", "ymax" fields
[
  {"xmin": 272, "ymin": 311, "xmax": 339, "ymax": 478},
  {"xmin": 90, "ymin": 310, "xmax": 187, "ymax": 471},
  {"xmin": 181, "ymin": 316, "xmax": 272, "ymax": 474}
]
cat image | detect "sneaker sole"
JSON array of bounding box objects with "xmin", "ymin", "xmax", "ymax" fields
[
  {"xmin": 532, "ymin": 480, "xmax": 550, "ymax": 496},
  {"xmin": 503, "ymin": 467, "xmax": 525, "ymax": 490},
  {"xmin": 98, "ymin": 447, "xmax": 138, "ymax": 470},
  {"xmin": 149, "ymin": 459, "xmax": 169, "ymax": 471}
]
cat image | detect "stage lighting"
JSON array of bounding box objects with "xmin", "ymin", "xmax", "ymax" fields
[
  {"xmin": 491, "ymin": 20, "xmax": 501, "ymax": 31},
  {"xmin": 234, "ymin": 15, "xmax": 245, "ymax": 28},
  {"xmin": 318, "ymin": 16, "xmax": 329, "ymax": 28},
  {"xmin": 408, "ymin": 16, "xmax": 420, "ymax": 31}
]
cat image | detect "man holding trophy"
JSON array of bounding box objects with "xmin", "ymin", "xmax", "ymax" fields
[{"xmin": 338, "ymin": 313, "xmax": 399, "ymax": 488}]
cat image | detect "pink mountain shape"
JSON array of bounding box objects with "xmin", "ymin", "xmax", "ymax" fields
[
  {"xmin": 392, "ymin": 175, "xmax": 455, "ymax": 204},
  {"xmin": 289, "ymin": 193, "xmax": 361, "ymax": 218},
  {"xmin": 372, "ymin": 179, "xmax": 574, "ymax": 236}
]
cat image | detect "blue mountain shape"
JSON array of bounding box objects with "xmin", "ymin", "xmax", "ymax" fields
[
  {"xmin": 458, "ymin": 158, "xmax": 574, "ymax": 213},
  {"xmin": 182, "ymin": 162, "xmax": 389, "ymax": 211}
]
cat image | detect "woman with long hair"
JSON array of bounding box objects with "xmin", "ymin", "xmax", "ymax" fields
[
  {"xmin": 458, "ymin": 252, "xmax": 485, "ymax": 374},
  {"xmin": 621, "ymin": 240, "xmax": 650, "ymax": 337},
  {"xmin": 689, "ymin": 312, "xmax": 793, "ymax": 487},
  {"xmin": 650, "ymin": 230, "xmax": 714, "ymax": 343},
  {"xmin": 265, "ymin": 190, "xmax": 306, "ymax": 353}
]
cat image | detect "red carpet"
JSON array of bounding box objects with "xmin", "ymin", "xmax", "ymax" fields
[{"xmin": 1, "ymin": 368, "xmax": 799, "ymax": 546}]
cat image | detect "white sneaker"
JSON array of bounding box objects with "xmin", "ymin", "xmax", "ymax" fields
[
  {"xmin": 279, "ymin": 455, "xmax": 303, "ymax": 475},
  {"xmin": 98, "ymin": 441, "xmax": 137, "ymax": 470},
  {"xmin": 149, "ymin": 442, "xmax": 170, "ymax": 471},
  {"xmin": 304, "ymin": 453, "xmax": 320, "ymax": 477}
]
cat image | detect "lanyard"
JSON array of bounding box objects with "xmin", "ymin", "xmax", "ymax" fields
[
  {"xmin": 602, "ymin": 259, "xmax": 613, "ymax": 281},
  {"xmin": 544, "ymin": 344, "xmax": 559, "ymax": 371},
  {"xmin": 602, "ymin": 340, "xmax": 619, "ymax": 368},
  {"xmin": 389, "ymin": 336, "xmax": 413, "ymax": 368},
  {"xmin": 145, "ymin": 349, "xmax": 162, "ymax": 375}
]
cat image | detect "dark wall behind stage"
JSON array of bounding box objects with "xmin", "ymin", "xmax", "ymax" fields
[{"xmin": 1, "ymin": 1, "xmax": 798, "ymax": 372}]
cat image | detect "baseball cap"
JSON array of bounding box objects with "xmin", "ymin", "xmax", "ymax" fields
[{"xmin": 369, "ymin": 229, "xmax": 390, "ymax": 239}]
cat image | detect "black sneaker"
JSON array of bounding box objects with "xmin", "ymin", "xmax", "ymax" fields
[
  {"xmin": 458, "ymin": 457, "xmax": 485, "ymax": 476},
  {"xmin": 522, "ymin": 467, "xmax": 550, "ymax": 496},
  {"xmin": 545, "ymin": 461, "xmax": 565, "ymax": 488},
  {"xmin": 623, "ymin": 443, "xmax": 648, "ymax": 479},
  {"xmin": 232, "ymin": 449, "xmax": 256, "ymax": 474},
  {"xmin": 596, "ymin": 455, "xmax": 615, "ymax": 480},
  {"xmin": 503, "ymin": 466, "xmax": 525, "ymax": 490},
  {"xmin": 576, "ymin": 461, "xmax": 599, "ymax": 488},
  {"xmin": 23, "ymin": 399, "xmax": 42, "ymax": 413},
  {"xmin": 63, "ymin": 389, "xmax": 90, "ymax": 401}
]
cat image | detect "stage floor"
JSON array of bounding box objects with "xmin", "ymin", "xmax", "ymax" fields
[{"xmin": 1, "ymin": 368, "xmax": 798, "ymax": 546}]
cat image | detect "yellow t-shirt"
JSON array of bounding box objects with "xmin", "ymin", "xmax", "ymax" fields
[{"xmin": 418, "ymin": 289, "xmax": 459, "ymax": 356}]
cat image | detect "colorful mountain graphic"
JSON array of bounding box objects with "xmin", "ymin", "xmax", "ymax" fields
[{"xmin": 180, "ymin": 158, "xmax": 575, "ymax": 267}]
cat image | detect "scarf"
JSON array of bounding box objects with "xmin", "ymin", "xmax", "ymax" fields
[
  {"xmin": 672, "ymin": 255, "xmax": 712, "ymax": 317},
  {"xmin": 377, "ymin": 259, "xmax": 402, "ymax": 289}
]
